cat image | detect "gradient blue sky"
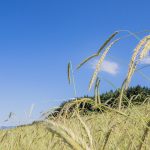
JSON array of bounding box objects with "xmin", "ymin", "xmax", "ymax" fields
[{"xmin": 0, "ymin": 0, "xmax": 150, "ymax": 125}]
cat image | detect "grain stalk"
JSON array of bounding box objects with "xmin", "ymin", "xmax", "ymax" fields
[
  {"xmin": 67, "ymin": 62, "xmax": 71, "ymax": 84},
  {"xmin": 97, "ymin": 79, "xmax": 101, "ymax": 105},
  {"xmin": 68, "ymin": 61, "xmax": 77, "ymax": 100},
  {"xmin": 76, "ymin": 31, "xmax": 119, "ymax": 70},
  {"xmin": 94, "ymin": 78, "xmax": 101, "ymax": 106},
  {"xmin": 119, "ymin": 35, "xmax": 150, "ymax": 110},
  {"xmin": 89, "ymin": 38, "xmax": 120, "ymax": 90}
]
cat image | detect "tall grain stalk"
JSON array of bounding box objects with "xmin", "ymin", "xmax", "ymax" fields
[
  {"xmin": 67, "ymin": 61, "xmax": 77, "ymax": 100},
  {"xmin": 97, "ymin": 79, "xmax": 101, "ymax": 105},
  {"xmin": 94, "ymin": 78, "xmax": 101, "ymax": 105},
  {"xmin": 94, "ymin": 78, "xmax": 98, "ymax": 106},
  {"xmin": 89, "ymin": 38, "xmax": 120, "ymax": 90},
  {"xmin": 67, "ymin": 62, "xmax": 71, "ymax": 84},
  {"xmin": 76, "ymin": 31, "xmax": 119, "ymax": 70},
  {"xmin": 118, "ymin": 35, "xmax": 150, "ymax": 110}
]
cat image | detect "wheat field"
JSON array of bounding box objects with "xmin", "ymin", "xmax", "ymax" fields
[{"xmin": 0, "ymin": 103, "xmax": 150, "ymax": 150}]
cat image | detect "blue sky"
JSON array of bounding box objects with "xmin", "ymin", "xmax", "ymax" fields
[{"xmin": 0, "ymin": 0, "xmax": 150, "ymax": 126}]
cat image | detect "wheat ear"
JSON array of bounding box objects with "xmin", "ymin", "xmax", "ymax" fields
[
  {"xmin": 139, "ymin": 37, "xmax": 150, "ymax": 60},
  {"xmin": 67, "ymin": 62, "xmax": 71, "ymax": 84},
  {"xmin": 76, "ymin": 31, "xmax": 119, "ymax": 69},
  {"xmin": 89, "ymin": 38, "xmax": 120, "ymax": 90},
  {"xmin": 118, "ymin": 35, "xmax": 150, "ymax": 110},
  {"xmin": 124, "ymin": 35, "xmax": 150, "ymax": 89}
]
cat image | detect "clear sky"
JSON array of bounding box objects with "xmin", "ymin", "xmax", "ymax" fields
[{"xmin": 0, "ymin": 0, "xmax": 150, "ymax": 126}]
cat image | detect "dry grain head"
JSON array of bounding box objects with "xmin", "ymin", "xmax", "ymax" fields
[
  {"xmin": 68, "ymin": 62, "xmax": 71, "ymax": 84},
  {"xmin": 76, "ymin": 31, "xmax": 119, "ymax": 70},
  {"xmin": 125, "ymin": 35, "xmax": 150, "ymax": 89},
  {"xmin": 139, "ymin": 36, "xmax": 150, "ymax": 60},
  {"xmin": 89, "ymin": 38, "xmax": 120, "ymax": 90}
]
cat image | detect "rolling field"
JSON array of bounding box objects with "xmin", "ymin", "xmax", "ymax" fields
[{"xmin": 0, "ymin": 103, "xmax": 150, "ymax": 150}]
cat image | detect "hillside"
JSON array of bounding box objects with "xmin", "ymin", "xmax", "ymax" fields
[{"xmin": 0, "ymin": 103, "xmax": 150, "ymax": 150}]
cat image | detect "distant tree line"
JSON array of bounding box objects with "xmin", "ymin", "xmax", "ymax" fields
[{"xmin": 49, "ymin": 85, "xmax": 150, "ymax": 117}]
